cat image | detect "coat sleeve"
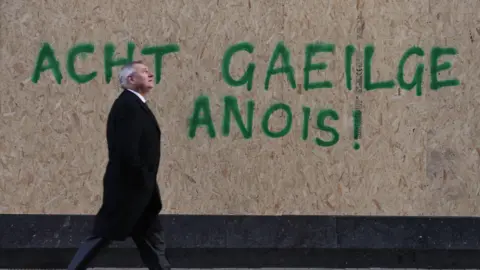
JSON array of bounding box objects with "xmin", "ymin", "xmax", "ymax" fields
[{"xmin": 115, "ymin": 104, "xmax": 147, "ymax": 177}]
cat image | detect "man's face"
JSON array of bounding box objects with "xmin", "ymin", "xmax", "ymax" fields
[{"xmin": 129, "ymin": 63, "xmax": 154, "ymax": 91}]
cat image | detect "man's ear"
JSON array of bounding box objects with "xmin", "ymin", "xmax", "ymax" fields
[{"xmin": 127, "ymin": 74, "xmax": 135, "ymax": 84}]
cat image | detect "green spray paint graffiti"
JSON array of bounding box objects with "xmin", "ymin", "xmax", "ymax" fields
[
  {"xmin": 187, "ymin": 95, "xmax": 340, "ymax": 147},
  {"xmin": 219, "ymin": 41, "xmax": 460, "ymax": 93},
  {"xmin": 31, "ymin": 42, "xmax": 180, "ymax": 85},
  {"xmin": 190, "ymin": 41, "xmax": 460, "ymax": 149},
  {"xmin": 31, "ymin": 41, "xmax": 460, "ymax": 149}
]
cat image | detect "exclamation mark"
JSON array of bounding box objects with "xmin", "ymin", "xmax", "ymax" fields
[{"xmin": 353, "ymin": 110, "xmax": 362, "ymax": 150}]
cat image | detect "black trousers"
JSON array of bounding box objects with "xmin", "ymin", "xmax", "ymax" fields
[{"xmin": 67, "ymin": 217, "xmax": 171, "ymax": 270}]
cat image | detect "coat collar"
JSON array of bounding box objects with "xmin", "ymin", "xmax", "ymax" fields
[{"xmin": 125, "ymin": 89, "xmax": 147, "ymax": 103}]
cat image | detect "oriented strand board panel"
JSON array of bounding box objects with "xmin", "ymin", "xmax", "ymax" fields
[{"xmin": 0, "ymin": 0, "xmax": 478, "ymax": 215}]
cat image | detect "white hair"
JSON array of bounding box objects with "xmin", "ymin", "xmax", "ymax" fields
[{"xmin": 118, "ymin": 61, "xmax": 142, "ymax": 88}]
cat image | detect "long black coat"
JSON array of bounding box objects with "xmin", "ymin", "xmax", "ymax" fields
[{"xmin": 92, "ymin": 89, "xmax": 162, "ymax": 241}]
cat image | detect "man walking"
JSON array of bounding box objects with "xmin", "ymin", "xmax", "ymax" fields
[{"xmin": 68, "ymin": 60, "xmax": 171, "ymax": 270}]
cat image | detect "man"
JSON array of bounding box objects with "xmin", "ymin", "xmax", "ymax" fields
[{"xmin": 68, "ymin": 60, "xmax": 171, "ymax": 270}]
